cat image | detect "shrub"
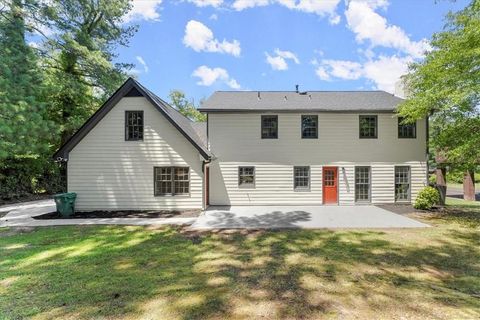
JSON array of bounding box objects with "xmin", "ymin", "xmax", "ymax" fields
[{"xmin": 414, "ymin": 186, "xmax": 440, "ymax": 210}]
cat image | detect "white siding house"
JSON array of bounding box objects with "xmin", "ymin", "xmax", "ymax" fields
[
  {"xmin": 55, "ymin": 79, "xmax": 210, "ymax": 210},
  {"xmin": 55, "ymin": 79, "xmax": 427, "ymax": 212},
  {"xmin": 200, "ymin": 91, "xmax": 427, "ymax": 206}
]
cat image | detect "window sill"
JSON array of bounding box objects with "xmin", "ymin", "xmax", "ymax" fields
[{"xmin": 294, "ymin": 188, "xmax": 311, "ymax": 192}]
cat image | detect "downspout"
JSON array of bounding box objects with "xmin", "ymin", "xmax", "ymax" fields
[{"xmin": 426, "ymin": 115, "xmax": 429, "ymax": 186}]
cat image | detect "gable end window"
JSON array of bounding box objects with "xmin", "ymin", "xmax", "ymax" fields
[
  {"xmin": 301, "ymin": 115, "xmax": 318, "ymax": 139},
  {"xmin": 359, "ymin": 115, "xmax": 377, "ymax": 139},
  {"xmin": 261, "ymin": 115, "xmax": 278, "ymax": 139},
  {"xmin": 238, "ymin": 166, "xmax": 255, "ymax": 188},
  {"xmin": 294, "ymin": 166, "xmax": 310, "ymax": 191},
  {"xmin": 154, "ymin": 167, "xmax": 190, "ymax": 196},
  {"xmin": 125, "ymin": 111, "xmax": 144, "ymax": 141},
  {"xmin": 398, "ymin": 117, "xmax": 416, "ymax": 138}
]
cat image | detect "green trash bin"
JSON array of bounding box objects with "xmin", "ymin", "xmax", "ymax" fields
[{"xmin": 53, "ymin": 193, "xmax": 77, "ymax": 217}]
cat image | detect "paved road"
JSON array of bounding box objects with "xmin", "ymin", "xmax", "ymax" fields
[{"xmin": 446, "ymin": 187, "xmax": 480, "ymax": 201}]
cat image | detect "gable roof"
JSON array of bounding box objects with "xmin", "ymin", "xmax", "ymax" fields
[
  {"xmin": 199, "ymin": 91, "xmax": 404, "ymax": 112},
  {"xmin": 54, "ymin": 78, "xmax": 210, "ymax": 160}
]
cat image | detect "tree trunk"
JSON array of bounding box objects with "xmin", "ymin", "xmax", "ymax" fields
[
  {"xmin": 463, "ymin": 170, "xmax": 475, "ymax": 201},
  {"xmin": 436, "ymin": 167, "xmax": 447, "ymax": 205}
]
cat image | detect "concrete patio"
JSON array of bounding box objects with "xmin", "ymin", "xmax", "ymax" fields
[
  {"xmin": 190, "ymin": 205, "xmax": 429, "ymax": 229},
  {"xmin": 1, "ymin": 200, "xmax": 428, "ymax": 229}
]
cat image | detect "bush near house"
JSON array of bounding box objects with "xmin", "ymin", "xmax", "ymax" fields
[{"xmin": 414, "ymin": 186, "xmax": 440, "ymax": 210}]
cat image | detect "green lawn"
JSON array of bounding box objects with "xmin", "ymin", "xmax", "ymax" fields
[{"xmin": 1, "ymin": 205, "xmax": 479, "ymax": 319}]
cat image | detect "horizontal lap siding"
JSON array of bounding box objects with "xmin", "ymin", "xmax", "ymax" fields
[
  {"xmin": 209, "ymin": 113, "xmax": 426, "ymax": 205},
  {"xmin": 210, "ymin": 162, "xmax": 426, "ymax": 205},
  {"xmin": 371, "ymin": 165, "xmax": 395, "ymax": 204},
  {"xmin": 339, "ymin": 165, "xmax": 355, "ymax": 205},
  {"xmin": 68, "ymin": 97, "xmax": 203, "ymax": 210},
  {"xmin": 210, "ymin": 163, "xmax": 323, "ymax": 205}
]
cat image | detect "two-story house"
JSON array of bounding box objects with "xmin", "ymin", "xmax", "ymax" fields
[{"xmin": 54, "ymin": 78, "xmax": 428, "ymax": 211}]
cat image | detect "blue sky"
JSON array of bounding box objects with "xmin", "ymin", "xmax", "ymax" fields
[{"xmin": 119, "ymin": 0, "xmax": 468, "ymax": 103}]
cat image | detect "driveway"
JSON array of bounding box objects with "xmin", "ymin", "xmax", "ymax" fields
[{"xmin": 190, "ymin": 205, "xmax": 429, "ymax": 229}]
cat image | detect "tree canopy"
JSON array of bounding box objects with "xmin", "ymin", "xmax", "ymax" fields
[
  {"xmin": 169, "ymin": 90, "xmax": 206, "ymax": 122},
  {"xmin": 398, "ymin": 0, "xmax": 480, "ymax": 170}
]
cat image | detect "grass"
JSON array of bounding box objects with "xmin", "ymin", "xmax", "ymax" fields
[{"xmin": 1, "ymin": 206, "xmax": 479, "ymax": 319}]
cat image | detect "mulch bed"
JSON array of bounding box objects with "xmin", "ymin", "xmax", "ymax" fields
[{"xmin": 33, "ymin": 209, "xmax": 201, "ymax": 220}]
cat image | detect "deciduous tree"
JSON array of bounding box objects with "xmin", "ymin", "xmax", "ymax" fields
[{"xmin": 398, "ymin": 0, "xmax": 479, "ymax": 201}]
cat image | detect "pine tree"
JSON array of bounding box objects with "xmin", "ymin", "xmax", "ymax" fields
[{"xmin": 0, "ymin": 0, "xmax": 51, "ymax": 159}]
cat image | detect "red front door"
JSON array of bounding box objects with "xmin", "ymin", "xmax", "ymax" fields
[{"xmin": 323, "ymin": 167, "xmax": 338, "ymax": 204}]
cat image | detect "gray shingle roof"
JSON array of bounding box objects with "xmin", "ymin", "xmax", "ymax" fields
[
  {"xmin": 136, "ymin": 82, "xmax": 210, "ymax": 157},
  {"xmin": 199, "ymin": 91, "xmax": 404, "ymax": 112}
]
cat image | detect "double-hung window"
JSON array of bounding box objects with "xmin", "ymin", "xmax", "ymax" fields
[
  {"xmin": 154, "ymin": 167, "xmax": 189, "ymax": 196},
  {"xmin": 355, "ymin": 167, "xmax": 371, "ymax": 202},
  {"xmin": 301, "ymin": 115, "xmax": 318, "ymax": 139},
  {"xmin": 238, "ymin": 166, "xmax": 255, "ymax": 188},
  {"xmin": 261, "ymin": 115, "xmax": 278, "ymax": 139},
  {"xmin": 125, "ymin": 111, "xmax": 144, "ymax": 141},
  {"xmin": 395, "ymin": 166, "xmax": 410, "ymax": 202},
  {"xmin": 359, "ymin": 115, "xmax": 377, "ymax": 139},
  {"xmin": 398, "ymin": 117, "xmax": 416, "ymax": 138},
  {"xmin": 294, "ymin": 166, "xmax": 310, "ymax": 191}
]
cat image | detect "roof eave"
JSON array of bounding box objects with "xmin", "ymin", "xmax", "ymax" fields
[{"xmin": 198, "ymin": 108, "xmax": 398, "ymax": 113}]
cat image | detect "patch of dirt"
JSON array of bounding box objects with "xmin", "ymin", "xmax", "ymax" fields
[
  {"xmin": 376, "ymin": 204, "xmax": 419, "ymax": 215},
  {"xmin": 33, "ymin": 209, "xmax": 201, "ymax": 220},
  {"xmin": 0, "ymin": 227, "xmax": 36, "ymax": 237}
]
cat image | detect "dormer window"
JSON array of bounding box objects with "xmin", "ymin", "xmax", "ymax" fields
[{"xmin": 125, "ymin": 111, "xmax": 144, "ymax": 141}]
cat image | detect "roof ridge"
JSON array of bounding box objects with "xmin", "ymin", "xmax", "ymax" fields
[
  {"xmin": 213, "ymin": 90, "xmax": 390, "ymax": 93},
  {"xmin": 137, "ymin": 82, "xmax": 194, "ymax": 123}
]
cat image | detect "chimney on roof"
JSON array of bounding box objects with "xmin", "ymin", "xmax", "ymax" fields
[
  {"xmin": 257, "ymin": 91, "xmax": 261, "ymax": 100},
  {"xmin": 295, "ymin": 84, "xmax": 299, "ymax": 93}
]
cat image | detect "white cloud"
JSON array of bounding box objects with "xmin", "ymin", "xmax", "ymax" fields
[
  {"xmin": 232, "ymin": 0, "xmax": 269, "ymax": 10},
  {"xmin": 136, "ymin": 56, "xmax": 148, "ymax": 73},
  {"xmin": 124, "ymin": 0, "xmax": 163, "ymax": 23},
  {"xmin": 275, "ymin": 48, "xmax": 300, "ymax": 64},
  {"xmin": 265, "ymin": 49, "xmax": 299, "ymax": 71},
  {"xmin": 28, "ymin": 41, "xmax": 39, "ymax": 49},
  {"xmin": 345, "ymin": 0, "xmax": 430, "ymax": 58},
  {"xmin": 183, "ymin": 20, "xmax": 241, "ymax": 57},
  {"xmin": 232, "ymin": 0, "xmax": 341, "ymax": 22},
  {"xmin": 315, "ymin": 55, "xmax": 413, "ymax": 92},
  {"xmin": 315, "ymin": 66, "xmax": 331, "ymax": 81},
  {"xmin": 187, "ymin": 0, "xmax": 223, "ymax": 7},
  {"xmin": 192, "ymin": 65, "xmax": 241, "ymax": 89},
  {"xmin": 362, "ymin": 55, "xmax": 412, "ymax": 92},
  {"xmin": 265, "ymin": 53, "xmax": 288, "ymax": 70},
  {"xmin": 209, "ymin": 13, "xmax": 218, "ymax": 20},
  {"xmin": 320, "ymin": 59, "xmax": 362, "ymax": 80}
]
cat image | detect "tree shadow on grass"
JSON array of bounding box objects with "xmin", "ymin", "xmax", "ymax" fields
[{"xmin": 0, "ymin": 224, "xmax": 479, "ymax": 319}]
